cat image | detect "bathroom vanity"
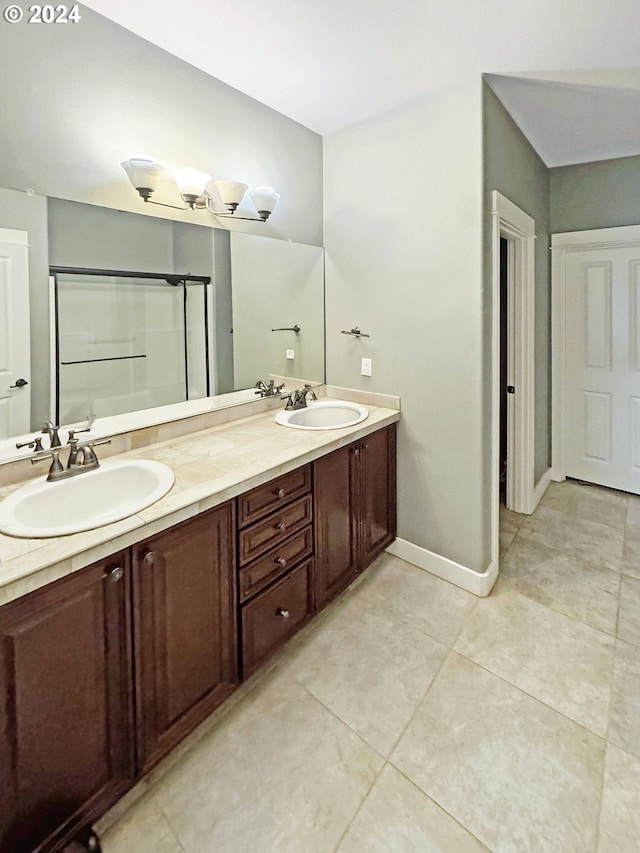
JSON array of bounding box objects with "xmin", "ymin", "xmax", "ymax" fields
[{"xmin": 0, "ymin": 403, "xmax": 397, "ymax": 853}]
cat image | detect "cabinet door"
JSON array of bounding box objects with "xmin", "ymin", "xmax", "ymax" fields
[
  {"xmin": 360, "ymin": 424, "xmax": 397, "ymax": 568},
  {"xmin": 0, "ymin": 554, "xmax": 133, "ymax": 853},
  {"xmin": 132, "ymin": 504, "xmax": 238, "ymax": 774},
  {"xmin": 314, "ymin": 442, "xmax": 360, "ymax": 609}
]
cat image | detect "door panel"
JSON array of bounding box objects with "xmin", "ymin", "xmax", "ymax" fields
[
  {"xmin": 133, "ymin": 505, "xmax": 237, "ymax": 774},
  {"xmin": 0, "ymin": 230, "xmax": 31, "ymax": 438},
  {"xmin": 360, "ymin": 426, "xmax": 397, "ymax": 567},
  {"xmin": 565, "ymin": 246, "xmax": 640, "ymax": 493},
  {"xmin": 313, "ymin": 444, "xmax": 359, "ymax": 609},
  {"xmin": 0, "ymin": 555, "xmax": 133, "ymax": 853}
]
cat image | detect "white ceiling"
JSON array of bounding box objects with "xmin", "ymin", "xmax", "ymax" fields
[{"xmin": 82, "ymin": 0, "xmax": 640, "ymax": 166}]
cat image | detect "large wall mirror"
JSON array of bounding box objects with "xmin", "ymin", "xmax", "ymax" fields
[
  {"xmin": 0, "ymin": 190, "xmax": 325, "ymax": 462},
  {"xmin": 0, "ymin": 4, "xmax": 324, "ymax": 464}
]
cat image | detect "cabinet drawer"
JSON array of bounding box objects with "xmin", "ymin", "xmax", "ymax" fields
[
  {"xmin": 241, "ymin": 560, "xmax": 313, "ymax": 677},
  {"xmin": 237, "ymin": 465, "xmax": 311, "ymax": 528},
  {"xmin": 238, "ymin": 495, "xmax": 313, "ymax": 566},
  {"xmin": 239, "ymin": 526, "xmax": 313, "ymax": 603}
]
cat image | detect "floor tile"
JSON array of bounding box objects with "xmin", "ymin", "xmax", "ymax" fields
[
  {"xmin": 540, "ymin": 480, "xmax": 629, "ymax": 529},
  {"xmin": 623, "ymin": 498, "xmax": 640, "ymax": 580},
  {"xmin": 454, "ymin": 589, "xmax": 615, "ymax": 736},
  {"xmin": 153, "ymin": 669, "xmax": 383, "ymax": 853},
  {"xmin": 498, "ymin": 536, "xmax": 620, "ymax": 634},
  {"xmin": 391, "ymin": 653, "xmax": 605, "ymax": 853},
  {"xmin": 280, "ymin": 588, "xmax": 448, "ymax": 756},
  {"xmin": 353, "ymin": 552, "xmax": 478, "ymax": 646},
  {"xmin": 519, "ymin": 505, "xmax": 624, "ymax": 572},
  {"xmin": 617, "ymin": 575, "xmax": 640, "ymax": 646},
  {"xmin": 609, "ymin": 639, "xmax": 640, "ymax": 761},
  {"xmin": 598, "ymin": 744, "xmax": 640, "ymax": 853},
  {"xmin": 499, "ymin": 505, "xmax": 524, "ymax": 557},
  {"xmin": 101, "ymin": 792, "xmax": 184, "ymax": 853},
  {"xmin": 337, "ymin": 763, "xmax": 488, "ymax": 852}
]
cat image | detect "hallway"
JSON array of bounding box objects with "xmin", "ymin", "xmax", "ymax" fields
[{"xmin": 100, "ymin": 479, "xmax": 640, "ymax": 852}]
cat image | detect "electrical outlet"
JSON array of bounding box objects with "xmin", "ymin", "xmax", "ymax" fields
[
  {"xmin": 286, "ymin": 349, "xmax": 295, "ymax": 360},
  {"xmin": 361, "ymin": 357, "xmax": 372, "ymax": 377}
]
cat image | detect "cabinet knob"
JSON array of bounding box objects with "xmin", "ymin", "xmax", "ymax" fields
[
  {"xmin": 275, "ymin": 521, "xmax": 287, "ymax": 532},
  {"xmin": 275, "ymin": 488, "xmax": 286, "ymax": 498},
  {"xmin": 108, "ymin": 566, "xmax": 124, "ymax": 583},
  {"xmin": 275, "ymin": 556, "xmax": 287, "ymax": 567},
  {"xmin": 142, "ymin": 551, "xmax": 157, "ymax": 568},
  {"xmin": 276, "ymin": 608, "xmax": 290, "ymax": 619},
  {"xmin": 350, "ymin": 447, "xmax": 359, "ymax": 456}
]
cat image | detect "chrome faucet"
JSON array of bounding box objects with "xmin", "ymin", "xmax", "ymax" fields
[
  {"xmin": 282, "ymin": 384, "xmax": 317, "ymax": 410},
  {"xmin": 255, "ymin": 379, "xmax": 285, "ymax": 397}
]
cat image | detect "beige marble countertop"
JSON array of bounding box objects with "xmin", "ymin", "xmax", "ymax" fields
[{"xmin": 0, "ymin": 400, "xmax": 399, "ymax": 606}]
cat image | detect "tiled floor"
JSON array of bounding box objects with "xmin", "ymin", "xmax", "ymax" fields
[{"xmin": 100, "ymin": 479, "xmax": 640, "ymax": 852}]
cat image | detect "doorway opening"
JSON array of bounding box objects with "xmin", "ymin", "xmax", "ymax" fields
[
  {"xmin": 491, "ymin": 191, "xmax": 537, "ymax": 567},
  {"xmin": 499, "ymin": 236, "xmax": 508, "ymax": 502}
]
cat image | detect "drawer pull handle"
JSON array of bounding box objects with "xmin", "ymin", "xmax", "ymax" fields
[
  {"xmin": 143, "ymin": 551, "xmax": 156, "ymax": 568},
  {"xmin": 276, "ymin": 608, "xmax": 290, "ymax": 619},
  {"xmin": 275, "ymin": 521, "xmax": 287, "ymax": 532},
  {"xmin": 275, "ymin": 488, "xmax": 286, "ymax": 498},
  {"xmin": 107, "ymin": 566, "xmax": 124, "ymax": 583},
  {"xmin": 275, "ymin": 557, "xmax": 287, "ymax": 567}
]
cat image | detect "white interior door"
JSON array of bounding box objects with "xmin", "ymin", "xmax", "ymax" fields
[
  {"xmin": 564, "ymin": 244, "xmax": 640, "ymax": 493},
  {"xmin": 0, "ymin": 229, "xmax": 31, "ymax": 438}
]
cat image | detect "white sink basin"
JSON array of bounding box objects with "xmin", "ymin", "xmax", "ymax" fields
[
  {"xmin": 0, "ymin": 459, "xmax": 174, "ymax": 538},
  {"xmin": 275, "ymin": 400, "xmax": 369, "ymax": 430}
]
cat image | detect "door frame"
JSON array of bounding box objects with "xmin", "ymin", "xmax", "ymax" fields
[
  {"xmin": 491, "ymin": 191, "xmax": 536, "ymax": 522},
  {"xmin": 551, "ymin": 223, "xmax": 640, "ymax": 482}
]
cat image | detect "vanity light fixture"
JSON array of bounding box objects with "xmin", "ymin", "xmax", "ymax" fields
[{"xmin": 120, "ymin": 158, "xmax": 280, "ymax": 221}]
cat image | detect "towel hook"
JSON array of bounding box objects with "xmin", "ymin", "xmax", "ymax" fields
[{"xmin": 340, "ymin": 326, "xmax": 370, "ymax": 338}]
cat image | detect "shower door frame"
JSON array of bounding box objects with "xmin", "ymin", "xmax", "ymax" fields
[{"xmin": 50, "ymin": 267, "xmax": 212, "ymax": 425}]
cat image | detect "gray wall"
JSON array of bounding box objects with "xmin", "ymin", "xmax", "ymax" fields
[
  {"xmin": 324, "ymin": 80, "xmax": 488, "ymax": 573},
  {"xmin": 0, "ymin": 3, "xmax": 322, "ymax": 247},
  {"xmin": 483, "ymin": 83, "xmax": 552, "ymax": 486},
  {"xmin": 49, "ymin": 200, "xmax": 176, "ymax": 272},
  {"xmin": 551, "ymin": 155, "xmax": 640, "ymax": 232},
  {"xmin": 0, "ymin": 187, "xmax": 49, "ymax": 428}
]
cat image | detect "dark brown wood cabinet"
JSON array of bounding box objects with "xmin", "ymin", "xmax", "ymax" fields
[
  {"xmin": 314, "ymin": 424, "xmax": 396, "ymax": 609},
  {"xmin": 0, "ymin": 552, "xmax": 133, "ymax": 853},
  {"xmin": 0, "ymin": 422, "xmax": 396, "ymax": 851},
  {"xmin": 132, "ymin": 504, "xmax": 238, "ymax": 774}
]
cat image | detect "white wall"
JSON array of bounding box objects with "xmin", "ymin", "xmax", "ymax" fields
[{"xmin": 324, "ymin": 81, "xmax": 490, "ymax": 575}]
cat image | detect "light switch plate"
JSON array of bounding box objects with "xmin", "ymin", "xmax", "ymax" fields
[
  {"xmin": 286, "ymin": 349, "xmax": 295, "ymax": 359},
  {"xmin": 361, "ymin": 357, "xmax": 372, "ymax": 377}
]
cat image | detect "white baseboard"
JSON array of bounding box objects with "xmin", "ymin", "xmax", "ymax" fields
[
  {"xmin": 386, "ymin": 538, "xmax": 498, "ymax": 597},
  {"xmin": 531, "ymin": 467, "xmax": 553, "ymax": 512}
]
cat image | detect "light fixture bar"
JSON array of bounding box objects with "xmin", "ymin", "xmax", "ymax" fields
[{"xmin": 121, "ymin": 158, "xmax": 279, "ymax": 221}]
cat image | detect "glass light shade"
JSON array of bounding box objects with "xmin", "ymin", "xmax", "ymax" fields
[
  {"xmin": 249, "ymin": 186, "xmax": 280, "ymax": 220},
  {"xmin": 121, "ymin": 158, "xmax": 164, "ymax": 193},
  {"xmin": 214, "ymin": 180, "xmax": 249, "ymax": 211},
  {"xmin": 173, "ymin": 168, "xmax": 212, "ymax": 201}
]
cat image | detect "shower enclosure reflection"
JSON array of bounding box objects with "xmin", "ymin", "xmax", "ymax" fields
[{"xmin": 53, "ymin": 269, "xmax": 212, "ymax": 424}]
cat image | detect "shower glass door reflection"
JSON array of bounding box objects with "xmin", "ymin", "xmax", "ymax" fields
[{"xmin": 52, "ymin": 269, "xmax": 211, "ymax": 424}]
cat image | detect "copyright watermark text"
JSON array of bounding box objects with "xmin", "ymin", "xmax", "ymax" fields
[{"xmin": 3, "ymin": 4, "xmax": 82, "ymax": 24}]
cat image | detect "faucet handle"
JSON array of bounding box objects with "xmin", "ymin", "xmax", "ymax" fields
[
  {"xmin": 31, "ymin": 448, "xmax": 65, "ymax": 480},
  {"xmin": 16, "ymin": 436, "xmax": 44, "ymax": 452},
  {"xmin": 67, "ymin": 426, "xmax": 91, "ymax": 442}
]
